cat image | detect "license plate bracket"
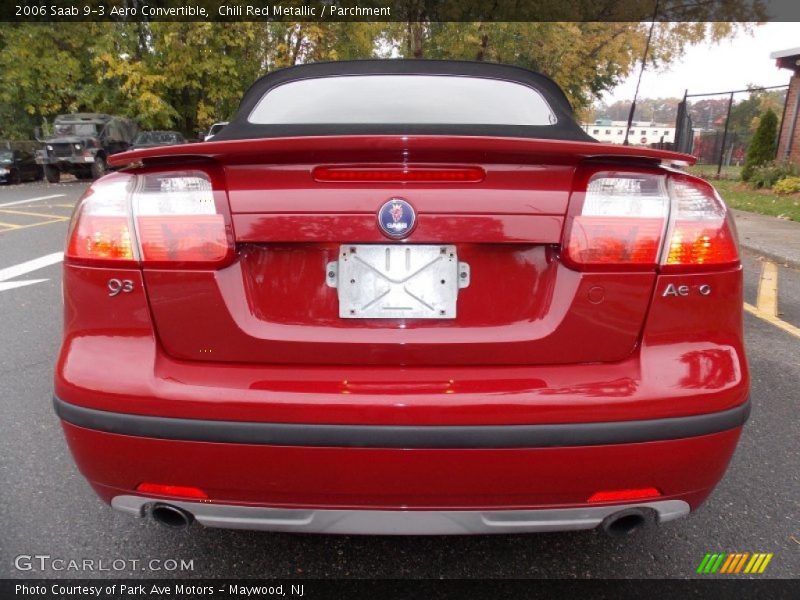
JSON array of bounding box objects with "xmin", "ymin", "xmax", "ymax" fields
[{"xmin": 328, "ymin": 245, "xmax": 469, "ymax": 319}]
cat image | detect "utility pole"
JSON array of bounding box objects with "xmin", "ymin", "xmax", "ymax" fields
[{"xmin": 624, "ymin": 0, "xmax": 660, "ymax": 145}]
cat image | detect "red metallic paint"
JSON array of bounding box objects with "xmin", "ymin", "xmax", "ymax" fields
[
  {"xmin": 141, "ymin": 252, "xmax": 657, "ymax": 365},
  {"xmin": 55, "ymin": 262, "xmax": 746, "ymax": 425},
  {"xmin": 223, "ymin": 163, "xmax": 574, "ymax": 216},
  {"xmin": 232, "ymin": 213, "xmax": 564, "ymax": 244},
  {"xmin": 64, "ymin": 422, "xmax": 740, "ymax": 510}
]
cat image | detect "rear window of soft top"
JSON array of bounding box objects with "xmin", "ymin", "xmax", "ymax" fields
[{"xmin": 248, "ymin": 75, "xmax": 558, "ymax": 126}]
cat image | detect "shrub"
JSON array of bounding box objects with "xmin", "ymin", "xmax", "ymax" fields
[
  {"xmin": 748, "ymin": 161, "xmax": 798, "ymax": 189},
  {"xmin": 741, "ymin": 109, "xmax": 778, "ymax": 181},
  {"xmin": 773, "ymin": 176, "xmax": 800, "ymax": 195}
]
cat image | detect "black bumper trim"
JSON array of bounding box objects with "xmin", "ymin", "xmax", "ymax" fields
[{"xmin": 53, "ymin": 396, "xmax": 750, "ymax": 449}]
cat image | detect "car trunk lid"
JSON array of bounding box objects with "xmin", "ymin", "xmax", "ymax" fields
[{"xmin": 110, "ymin": 136, "xmax": 692, "ymax": 366}]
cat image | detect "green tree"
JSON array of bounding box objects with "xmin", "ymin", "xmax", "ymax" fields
[
  {"xmin": 0, "ymin": 23, "xmax": 100, "ymax": 138},
  {"xmin": 0, "ymin": 21, "xmax": 383, "ymax": 138},
  {"xmin": 742, "ymin": 109, "xmax": 779, "ymax": 182},
  {"xmin": 728, "ymin": 89, "xmax": 786, "ymax": 137}
]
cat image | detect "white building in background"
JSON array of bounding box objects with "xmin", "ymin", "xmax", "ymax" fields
[{"xmin": 581, "ymin": 119, "xmax": 676, "ymax": 146}]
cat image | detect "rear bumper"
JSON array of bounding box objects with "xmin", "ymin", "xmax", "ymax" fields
[
  {"xmin": 111, "ymin": 495, "xmax": 690, "ymax": 535},
  {"xmin": 54, "ymin": 395, "xmax": 749, "ymax": 448},
  {"xmin": 59, "ymin": 406, "xmax": 746, "ymax": 530}
]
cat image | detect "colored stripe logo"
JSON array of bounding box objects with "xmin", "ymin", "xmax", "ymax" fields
[{"xmin": 696, "ymin": 552, "xmax": 773, "ymax": 574}]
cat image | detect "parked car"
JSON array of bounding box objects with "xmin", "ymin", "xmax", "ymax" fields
[
  {"xmin": 54, "ymin": 60, "xmax": 749, "ymax": 536},
  {"xmin": 132, "ymin": 131, "xmax": 187, "ymax": 150},
  {"xmin": 203, "ymin": 121, "xmax": 228, "ymax": 141},
  {"xmin": 0, "ymin": 148, "xmax": 43, "ymax": 184},
  {"xmin": 37, "ymin": 113, "xmax": 138, "ymax": 182}
]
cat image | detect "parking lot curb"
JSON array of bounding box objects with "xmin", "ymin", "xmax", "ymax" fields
[{"xmin": 733, "ymin": 210, "xmax": 800, "ymax": 270}]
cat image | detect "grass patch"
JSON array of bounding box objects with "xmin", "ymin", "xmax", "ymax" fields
[
  {"xmin": 690, "ymin": 164, "xmax": 743, "ymax": 180},
  {"xmin": 689, "ymin": 165, "xmax": 800, "ymax": 222}
]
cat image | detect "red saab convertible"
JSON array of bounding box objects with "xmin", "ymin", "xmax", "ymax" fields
[{"xmin": 54, "ymin": 61, "xmax": 749, "ymax": 536}]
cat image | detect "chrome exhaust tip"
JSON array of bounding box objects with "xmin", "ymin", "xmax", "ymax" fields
[
  {"xmin": 600, "ymin": 508, "xmax": 653, "ymax": 537},
  {"xmin": 150, "ymin": 503, "xmax": 193, "ymax": 528}
]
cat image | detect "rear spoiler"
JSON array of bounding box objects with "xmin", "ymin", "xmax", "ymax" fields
[{"xmin": 109, "ymin": 135, "xmax": 696, "ymax": 169}]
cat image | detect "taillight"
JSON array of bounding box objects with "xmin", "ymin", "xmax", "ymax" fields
[
  {"xmin": 133, "ymin": 172, "xmax": 230, "ymax": 266},
  {"xmin": 563, "ymin": 169, "xmax": 739, "ymax": 272},
  {"xmin": 661, "ymin": 175, "xmax": 739, "ymax": 271},
  {"xmin": 563, "ymin": 172, "xmax": 669, "ymax": 271},
  {"xmin": 65, "ymin": 174, "xmax": 137, "ymax": 266},
  {"xmin": 65, "ymin": 169, "xmax": 233, "ymax": 268}
]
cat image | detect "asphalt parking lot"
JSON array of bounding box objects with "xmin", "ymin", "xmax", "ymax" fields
[{"xmin": 1, "ymin": 180, "xmax": 798, "ymax": 580}]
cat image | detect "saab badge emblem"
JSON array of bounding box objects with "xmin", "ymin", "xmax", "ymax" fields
[{"xmin": 377, "ymin": 198, "xmax": 416, "ymax": 239}]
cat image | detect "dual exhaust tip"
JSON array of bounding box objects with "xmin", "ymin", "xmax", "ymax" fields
[
  {"xmin": 150, "ymin": 503, "xmax": 193, "ymax": 528},
  {"xmin": 600, "ymin": 508, "xmax": 655, "ymax": 537},
  {"xmin": 148, "ymin": 503, "xmax": 656, "ymax": 536}
]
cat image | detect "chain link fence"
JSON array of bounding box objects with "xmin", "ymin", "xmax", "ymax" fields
[{"xmin": 675, "ymin": 86, "xmax": 788, "ymax": 176}]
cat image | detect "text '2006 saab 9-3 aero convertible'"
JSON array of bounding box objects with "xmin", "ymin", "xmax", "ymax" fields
[{"xmin": 53, "ymin": 60, "xmax": 749, "ymax": 537}]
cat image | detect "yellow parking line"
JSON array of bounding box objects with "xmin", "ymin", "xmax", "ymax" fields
[
  {"xmin": 745, "ymin": 304, "xmax": 800, "ymax": 339},
  {"xmin": 0, "ymin": 218, "xmax": 68, "ymax": 233},
  {"xmin": 756, "ymin": 261, "xmax": 779, "ymax": 317},
  {"xmin": 746, "ymin": 259, "xmax": 800, "ymax": 339},
  {"xmin": 0, "ymin": 208, "xmax": 70, "ymax": 220}
]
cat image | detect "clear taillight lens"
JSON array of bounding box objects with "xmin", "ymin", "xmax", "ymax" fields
[
  {"xmin": 564, "ymin": 170, "xmax": 739, "ymax": 272},
  {"xmin": 133, "ymin": 172, "xmax": 229, "ymax": 265},
  {"xmin": 65, "ymin": 170, "xmax": 232, "ymax": 268},
  {"xmin": 564, "ymin": 172, "xmax": 669, "ymax": 270}
]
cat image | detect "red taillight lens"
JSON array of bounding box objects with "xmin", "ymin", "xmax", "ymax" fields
[
  {"xmin": 136, "ymin": 482, "xmax": 209, "ymax": 499},
  {"xmin": 313, "ymin": 166, "xmax": 485, "ymax": 182},
  {"xmin": 587, "ymin": 487, "xmax": 662, "ymax": 503},
  {"xmin": 65, "ymin": 170, "xmax": 233, "ymax": 268},
  {"xmin": 133, "ymin": 171, "xmax": 232, "ymax": 267},
  {"xmin": 137, "ymin": 215, "xmax": 228, "ymax": 262},
  {"xmin": 567, "ymin": 217, "xmax": 664, "ymax": 265},
  {"xmin": 661, "ymin": 176, "xmax": 739, "ymax": 271},
  {"xmin": 563, "ymin": 172, "xmax": 669, "ymax": 271}
]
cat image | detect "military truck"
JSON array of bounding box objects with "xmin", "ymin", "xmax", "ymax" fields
[{"xmin": 37, "ymin": 114, "xmax": 138, "ymax": 182}]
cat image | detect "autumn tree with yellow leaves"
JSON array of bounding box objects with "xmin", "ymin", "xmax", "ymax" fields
[{"xmin": 0, "ymin": 20, "xmax": 756, "ymax": 139}]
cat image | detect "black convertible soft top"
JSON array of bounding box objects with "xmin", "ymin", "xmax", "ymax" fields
[{"xmin": 215, "ymin": 60, "xmax": 596, "ymax": 143}]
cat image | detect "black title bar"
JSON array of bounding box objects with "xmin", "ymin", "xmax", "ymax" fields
[
  {"xmin": 2, "ymin": 579, "xmax": 800, "ymax": 600},
  {"xmin": 2, "ymin": 0, "xmax": 800, "ymax": 22}
]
